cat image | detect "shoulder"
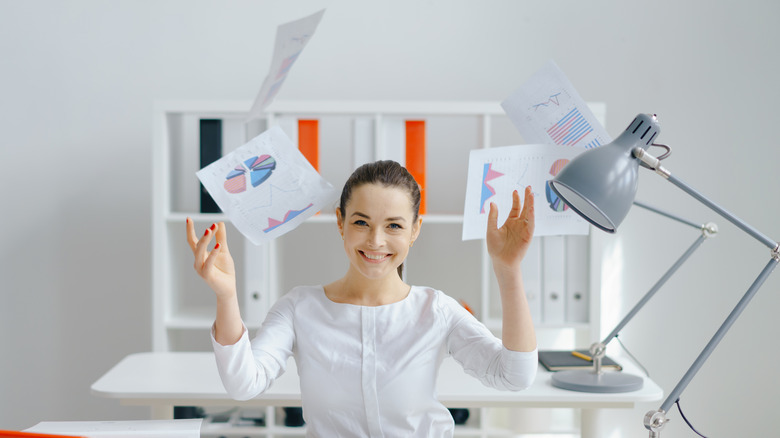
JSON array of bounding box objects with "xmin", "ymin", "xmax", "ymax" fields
[
  {"xmin": 409, "ymin": 286, "xmax": 471, "ymax": 319},
  {"xmin": 270, "ymin": 285, "xmax": 323, "ymax": 313}
]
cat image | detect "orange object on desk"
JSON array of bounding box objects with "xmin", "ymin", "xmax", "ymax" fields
[{"xmin": 0, "ymin": 431, "xmax": 87, "ymax": 438}]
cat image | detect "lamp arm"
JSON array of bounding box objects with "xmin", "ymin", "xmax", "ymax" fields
[
  {"xmin": 633, "ymin": 147, "xmax": 778, "ymax": 251},
  {"xmin": 632, "ymin": 200, "xmax": 711, "ymax": 231},
  {"xmin": 599, "ymin": 233, "xmax": 708, "ymax": 348},
  {"xmin": 633, "ymin": 147, "xmax": 780, "ymax": 436},
  {"xmin": 646, "ymin": 257, "xmax": 779, "ymax": 435}
]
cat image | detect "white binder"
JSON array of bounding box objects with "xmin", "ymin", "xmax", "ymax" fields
[
  {"xmin": 565, "ymin": 235, "xmax": 589, "ymax": 323},
  {"xmin": 521, "ymin": 238, "xmax": 542, "ymax": 324},
  {"xmin": 542, "ymin": 236, "xmax": 566, "ymax": 324}
]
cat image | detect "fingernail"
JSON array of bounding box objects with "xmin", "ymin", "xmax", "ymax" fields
[
  {"xmin": 204, "ymin": 228, "xmax": 210, "ymax": 236},
  {"xmin": 214, "ymin": 243, "xmax": 220, "ymax": 250},
  {"xmin": 210, "ymin": 223, "xmax": 217, "ymax": 231}
]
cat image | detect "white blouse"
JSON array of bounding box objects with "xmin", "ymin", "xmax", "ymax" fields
[{"xmin": 211, "ymin": 285, "xmax": 537, "ymax": 437}]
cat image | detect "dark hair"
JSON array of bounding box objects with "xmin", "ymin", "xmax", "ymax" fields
[{"xmin": 338, "ymin": 160, "xmax": 421, "ymax": 278}]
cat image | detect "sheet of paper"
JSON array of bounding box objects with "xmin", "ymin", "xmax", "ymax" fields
[
  {"xmin": 246, "ymin": 9, "xmax": 326, "ymax": 121},
  {"xmin": 501, "ymin": 60, "xmax": 612, "ymax": 148},
  {"xmin": 197, "ymin": 126, "xmax": 338, "ymax": 245},
  {"xmin": 462, "ymin": 144, "xmax": 590, "ymax": 240},
  {"xmin": 25, "ymin": 419, "xmax": 201, "ymax": 438}
]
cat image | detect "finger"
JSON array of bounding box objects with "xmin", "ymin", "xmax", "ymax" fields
[
  {"xmin": 521, "ymin": 186, "xmax": 535, "ymax": 231},
  {"xmin": 215, "ymin": 222, "xmax": 229, "ymax": 252},
  {"xmin": 186, "ymin": 217, "xmax": 199, "ymax": 252},
  {"xmin": 203, "ymin": 242, "xmax": 221, "ymax": 273},
  {"xmin": 508, "ymin": 189, "xmax": 522, "ymax": 219},
  {"xmin": 194, "ymin": 224, "xmax": 216, "ymax": 272},
  {"xmin": 487, "ymin": 201, "xmax": 499, "ymax": 232}
]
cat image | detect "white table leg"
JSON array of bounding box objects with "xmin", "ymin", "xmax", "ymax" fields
[{"xmin": 580, "ymin": 408, "xmax": 605, "ymax": 438}]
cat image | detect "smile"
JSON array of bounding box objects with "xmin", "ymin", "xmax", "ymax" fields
[{"xmin": 360, "ymin": 251, "xmax": 390, "ymax": 261}]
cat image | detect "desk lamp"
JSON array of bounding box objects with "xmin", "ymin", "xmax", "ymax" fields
[
  {"xmin": 551, "ymin": 200, "xmax": 717, "ymax": 393},
  {"xmin": 548, "ymin": 113, "xmax": 779, "ymax": 436}
]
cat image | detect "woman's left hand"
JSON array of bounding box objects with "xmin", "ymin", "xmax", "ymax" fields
[{"xmin": 486, "ymin": 186, "xmax": 535, "ymax": 272}]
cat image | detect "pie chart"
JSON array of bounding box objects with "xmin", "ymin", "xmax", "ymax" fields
[
  {"xmin": 546, "ymin": 158, "xmax": 569, "ymax": 212},
  {"xmin": 224, "ymin": 155, "xmax": 277, "ymax": 194}
]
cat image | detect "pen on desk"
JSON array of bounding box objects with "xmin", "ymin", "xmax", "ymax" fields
[{"xmin": 571, "ymin": 351, "xmax": 592, "ymax": 361}]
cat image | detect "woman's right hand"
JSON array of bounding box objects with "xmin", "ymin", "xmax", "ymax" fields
[{"xmin": 186, "ymin": 218, "xmax": 237, "ymax": 299}]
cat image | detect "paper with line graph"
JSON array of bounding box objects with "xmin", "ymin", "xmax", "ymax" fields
[
  {"xmin": 197, "ymin": 126, "xmax": 337, "ymax": 245},
  {"xmin": 462, "ymin": 144, "xmax": 589, "ymax": 240},
  {"xmin": 501, "ymin": 60, "xmax": 612, "ymax": 149}
]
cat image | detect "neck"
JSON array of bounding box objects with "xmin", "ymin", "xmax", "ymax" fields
[{"xmin": 326, "ymin": 268, "xmax": 410, "ymax": 306}]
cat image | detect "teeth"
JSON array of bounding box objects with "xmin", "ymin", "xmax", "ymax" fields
[{"xmin": 363, "ymin": 252, "xmax": 386, "ymax": 260}]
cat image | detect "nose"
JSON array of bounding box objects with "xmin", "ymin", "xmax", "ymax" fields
[{"xmin": 367, "ymin": 228, "xmax": 385, "ymax": 249}]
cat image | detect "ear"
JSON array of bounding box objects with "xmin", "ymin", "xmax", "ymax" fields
[
  {"xmin": 336, "ymin": 207, "xmax": 344, "ymax": 238},
  {"xmin": 410, "ymin": 216, "xmax": 423, "ymax": 245}
]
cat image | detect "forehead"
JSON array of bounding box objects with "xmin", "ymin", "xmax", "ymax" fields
[{"xmin": 346, "ymin": 184, "xmax": 415, "ymax": 217}]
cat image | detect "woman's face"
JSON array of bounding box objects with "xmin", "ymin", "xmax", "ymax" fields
[{"xmin": 338, "ymin": 183, "xmax": 421, "ymax": 281}]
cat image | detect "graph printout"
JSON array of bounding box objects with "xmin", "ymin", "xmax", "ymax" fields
[
  {"xmin": 501, "ymin": 60, "xmax": 612, "ymax": 149},
  {"xmin": 246, "ymin": 9, "xmax": 326, "ymax": 121},
  {"xmin": 462, "ymin": 144, "xmax": 590, "ymax": 240},
  {"xmin": 197, "ymin": 126, "xmax": 337, "ymax": 245}
]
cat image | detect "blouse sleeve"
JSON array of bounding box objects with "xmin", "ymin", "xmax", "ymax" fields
[
  {"xmin": 211, "ymin": 293, "xmax": 296, "ymax": 401},
  {"xmin": 440, "ymin": 292, "xmax": 538, "ymax": 391}
]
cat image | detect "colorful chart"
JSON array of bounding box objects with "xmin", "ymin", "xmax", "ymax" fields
[
  {"xmin": 263, "ymin": 203, "xmax": 314, "ymax": 233},
  {"xmin": 224, "ymin": 155, "xmax": 277, "ymax": 194},
  {"xmin": 480, "ymin": 163, "xmax": 504, "ymax": 213},
  {"xmin": 547, "ymin": 108, "xmax": 595, "ymax": 147},
  {"xmin": 545, "ymin": 158, "xmax": 569, "ymax": 212}
]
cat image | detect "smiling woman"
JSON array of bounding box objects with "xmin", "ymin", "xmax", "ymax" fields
[{"xmin": 187, "ymin": 159, "xmax": 538, "ymax": 437}]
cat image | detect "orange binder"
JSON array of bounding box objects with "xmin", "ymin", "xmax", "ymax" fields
[
  {"xmin": 0, "ymin": 431, "xmax": 86, "ymax": 438},
  {"xmin": 405, "ymin": 120, "xmax": 426, "ymax": 215},
  {"xmin": 298, "ymin": 119, "xmax": 319, "ymax": 172}
]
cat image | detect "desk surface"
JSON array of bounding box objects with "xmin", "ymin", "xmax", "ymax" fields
[{"xmin": 92, "ymin": 352, "xmax": 662, "ymax": 409}]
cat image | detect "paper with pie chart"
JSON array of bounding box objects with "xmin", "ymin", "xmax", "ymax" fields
[
  {"xmin": 197, "ymin": 125, "xmax": 338, "ymax": 245},
  {"xmin": 462, "ymin": 144, "xmax": 589, "ymax": 240}
]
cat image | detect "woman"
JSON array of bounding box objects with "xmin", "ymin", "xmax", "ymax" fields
[{"xmin": 186, "ymin": 160, "xmax": 537, "ymax": 437}]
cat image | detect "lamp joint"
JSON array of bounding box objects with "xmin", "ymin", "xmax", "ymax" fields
[
  {"xmin": 633, "ymin": 147, "xmax": 671, "ymax": 179},
  {"xmin": 644, "ymin": 409, "xmax": 669, "ymax": 436},
  {"xmin": 701, "ymin": 222, "xmax": 718, "ymax": 238},
  {"xmin": 771, "ymin": 243, "xmax": 780, "ymax": 262}
]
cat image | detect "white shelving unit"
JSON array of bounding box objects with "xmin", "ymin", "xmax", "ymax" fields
[{"xmin": 151, "ymin": 100, "xmax": 605, "ymax": 437}]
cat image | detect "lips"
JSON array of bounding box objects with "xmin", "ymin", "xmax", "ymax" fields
[{"xmin": 360, "ymin": 250, "xmax": 390, "ymax": 262}]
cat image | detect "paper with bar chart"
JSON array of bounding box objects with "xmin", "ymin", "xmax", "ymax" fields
[
  {"xmin": 501, "ymin": 60, "xmax": 612, "ymax": 148},
  {"xmin": 197, "ymin": 126, "xmax": 337, "ymax": 245},
  {"xmin": 462, "ymin": 144, "xmax": 590, "ymax": 240}
]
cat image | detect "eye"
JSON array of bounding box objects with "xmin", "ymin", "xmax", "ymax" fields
[
  {"xmin": 388, "ymin": 223, "xmax": 403, "ymax": 230},
  {"xmin": 353, "ymin": 220, "xmax": 368, "ymax": 227}
]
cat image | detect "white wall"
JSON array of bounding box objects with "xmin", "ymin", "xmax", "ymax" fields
[{"xmin": 1, "ymin": 0, "xmax": 778, "ymax": 436}]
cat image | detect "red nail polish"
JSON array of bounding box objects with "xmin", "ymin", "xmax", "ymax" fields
[
  {"xmin": 210, "ymin": 223, "xmax": 217, "ymax": 231},
  {"xmin": 214, "ymin": 243, "xmax": 220, "ymax": 250}
]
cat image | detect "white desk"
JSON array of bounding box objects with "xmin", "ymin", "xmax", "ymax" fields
[{"xmin": 92, "ymin": 352, "xmax": 662, "ymax": 437}]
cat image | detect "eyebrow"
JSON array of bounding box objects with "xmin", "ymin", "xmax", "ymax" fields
[{"xmin": 350, "ymin": 212, "xmax": 408, "ymax": 223}]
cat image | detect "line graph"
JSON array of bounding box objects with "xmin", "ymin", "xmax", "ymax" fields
[{"xmin": 532, "ymin": 92, "xmax": 562, "ymax": 110}]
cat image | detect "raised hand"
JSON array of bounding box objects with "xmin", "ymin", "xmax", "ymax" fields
[
  {"xmin": 486, "ymin": 186, "xmax": 535, "ymax": 273},
  {"xmin": 186, "ymin": 219, "xmax": 237, "ymax": 299}
]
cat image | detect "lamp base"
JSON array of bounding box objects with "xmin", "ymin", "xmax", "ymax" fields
[{"xmin": 551, "ymin": 369, "xmax": 644, "ymax": 393}]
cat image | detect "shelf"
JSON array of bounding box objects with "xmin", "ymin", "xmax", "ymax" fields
[
  {"xmin": 153, "ymin": 100, "xmax": 604, "ymax": 436},
  {"xmin": 169, "ymin": 212, "xmax": 464, "ymax": 225}
]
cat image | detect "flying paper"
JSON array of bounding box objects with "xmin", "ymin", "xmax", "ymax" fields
[
  {"xmin": 246, "ymin": 9, "xmax": 326, "ymax": 121},
  {"xmin": 197, "ymin": 126, "xmax": 337, "ymax": 245}
]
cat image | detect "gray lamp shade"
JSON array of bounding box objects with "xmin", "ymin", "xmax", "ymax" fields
[{"xmin": 549, "ymin": 113, "xmax": 661, "ymax": 233}]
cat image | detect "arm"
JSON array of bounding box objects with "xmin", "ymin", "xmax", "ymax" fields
[
  {"xmin": 485, "ymin": 187, "xmax": 537, "ymax": 352},
  {"xmin": 186, "ymin": 219, "xmax": 244, "ymax": 345}
]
